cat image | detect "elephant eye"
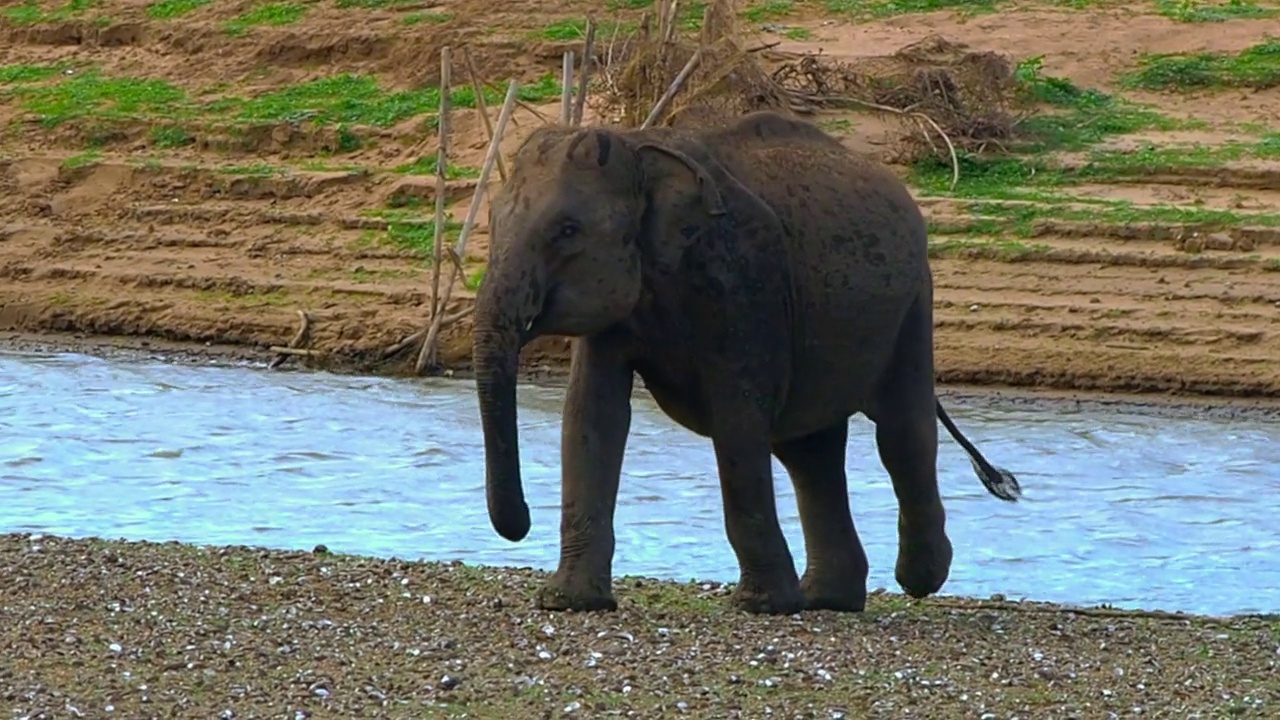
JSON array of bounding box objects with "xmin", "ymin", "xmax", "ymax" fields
[{"xmin": 557, "ymin": 222, "xmax": 580, "ymax": 239}]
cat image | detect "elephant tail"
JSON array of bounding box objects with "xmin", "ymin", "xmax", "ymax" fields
[{"xmin": 935, "ymin": 398, "xmax": 1023, "ymax": 502}]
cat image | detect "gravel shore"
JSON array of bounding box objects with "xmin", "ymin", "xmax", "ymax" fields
[{"xmin": 2, "ymin": 534, "xmax": 1276, "ymax": 718}]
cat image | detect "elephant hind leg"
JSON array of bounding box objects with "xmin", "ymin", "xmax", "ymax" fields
[
  {"xmin": 870, "ymin": 294, "xmax": 952, "ymax": 599},
  {"xmin": 773, "ymin": 421, "xmax": 869, "ymax": 612}
]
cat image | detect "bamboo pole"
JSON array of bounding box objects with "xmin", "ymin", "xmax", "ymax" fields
[
  {"xmin": 560, "ymin": 50, "xmax": 575, "ymax": 124},
  {"xmin": 572, "ymin": 18, "xmax": 597, "ymax": 126},
  {"xmin": 416, "ymin": 81, "xmax": 521, "ymax": 374},
  {"xmin": 428, "ymin": 47, "xmax": 452, "ymax": 326}
]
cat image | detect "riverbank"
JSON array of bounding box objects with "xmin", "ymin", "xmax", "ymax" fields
[
  {"xmin": 3, "ymin": 1, "xmax": 1280, "ymax": 402},
  {"xmin": 2, "ymin": 533, "xmax": 1275, "ymax": 718}
]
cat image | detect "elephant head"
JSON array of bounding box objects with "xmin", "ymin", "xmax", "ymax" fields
[{"xmin": 472, "ymin": 125, "xmax": 727, "ymax": 542}]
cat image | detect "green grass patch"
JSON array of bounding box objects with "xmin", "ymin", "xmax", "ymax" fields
[
  {"xmin": 928, "ymin": 237, "xmax": 1054, "ymax": 261},
  {"xmin": 537, "ymin": 17, "xmax": 629, "ymax": 41},
  {"xmin": 383, "ymin": 219, "xmax": 464, "ymax": 256},
  {"xmin": 1014, "ymin": 56, "xmax": 1184, "ymax": 151},
  {"xmin": 1153, "ymin": 0, "xmax": 1278, "ymax": 22},
  {"xmin": 782, "ymin": 27, "xmax": 813, "ymax": 40},
  {"xmin": 220, "ymin": 162, "xmax": 284, "ymax": 177},
  {"xmin": 937, "ymin": 199, "xmax": 1280, "ymax": 239},
  {"xmin": 150, "ymin": 125, "xmax": 194, "ymax": 148},
  {"xmin": 1084, "ymin": 136, "xmax": 1280, "ymax": 171},
  {"xmin": 402, "ymin": 10, "xmax": 451, "ymax": 24},
  {"xmin": 605, "ymin": 0, "xmax": 653, "ymax": 9},
  {"xmin": 824, "ymin": 0, "xmax": 997, "ymax": 19},
  {"xmin": 0, "ymin": 63, "xmax": 66, "ymax": 84},
  {"xmin": 910, "ymin": 131, "xmax": 1280, "ymax": 200},
  {"xmin": 911, "ymin": 155, "xmax": 1071, "ymax": 199},
  {"xmin": 7, "ymin": 68, "xmax": 561, "ymax": 136},
  {"xmin": 2, "ymin": 0, "xmax": 97, "ymax": 25},
  {"xmin": 464, "ymin": 266, "xmax": 486, "ymax": 290},
  {"xmin": 11, "ymin": 71, "xmax": 189, "ymax": 127},
  {"xmin": 818, "ymin": 117, "xmax": 854, "ymax": 134},
  {"xmin": 61, "ymin": 150, "xmax": 102, "ymax": 170},
  {"xmin": 742, "ymin": 0, "xmax": 796, "ymax": 21},
  {"xmin": 228, "ymin": 73, "xmax": 561, "ymax": 127},
  {"xmin": 393, "ymin": 156, "xmax": 481, "ymax": 179},
  {"xmin": 230, "ymin": 74, "xmax": 439, "ymax": 126},
  {"xmin": 335, "ymin": 0, "xmax": 417, "ymax": 7},
  {"xmin": 223, "ymin": 2, "xmax": 308, "ymax": 36},
  {"xmin": 1120, "ymin": 38, "xmax": 1280, "ymax": 91},
  {"xmin": 145, "ymin": 0, "xmax": 210, "ymax": 19},
  {"xmin": 742, "ymin": 0, "xmax": 796, "ymax": 22},
  {"xmin": 539, "ymin": 18, "xmax": 592, "ymax": 41}
]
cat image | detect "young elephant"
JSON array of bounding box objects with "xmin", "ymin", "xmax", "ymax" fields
[{"xmin": 472, "ymin": 111, "xmax": 1022, "ymax": 615}]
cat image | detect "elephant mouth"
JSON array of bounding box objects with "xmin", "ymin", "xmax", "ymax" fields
[{"xmin": 522, "ymin": 284, "xmax": 560, "ymax": 340}]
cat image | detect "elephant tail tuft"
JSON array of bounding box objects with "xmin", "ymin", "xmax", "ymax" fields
[
  {"xmin": 936, "ymin": 397, "xmax": 1023, "ymax": 502},
  {"xmin": 969, "ymin": 456, "xmax": 1022, "ymax": 502}
]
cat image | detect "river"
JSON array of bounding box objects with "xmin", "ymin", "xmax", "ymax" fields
[{"xmin": 1, "ymin": 350, "xmax": 1277, "ymax": 617}]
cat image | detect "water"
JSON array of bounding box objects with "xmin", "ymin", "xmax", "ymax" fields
[{"xmin": 1, "ymin": 350, "xmax": 1277, "ymax": 617}]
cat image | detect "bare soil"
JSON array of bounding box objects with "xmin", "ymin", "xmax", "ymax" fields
[
  {"xmin": 1, "ymin": 0, "xmax": 1279, "ymax": 400},
  {"xmin": 3, "ymin": 533, "xmax": 1277, "ymax": 719}
]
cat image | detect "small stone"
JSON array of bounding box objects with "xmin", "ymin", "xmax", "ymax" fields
[{"xmin": 440, "ymin": 675, "xmax": 460, "ymax": 690}]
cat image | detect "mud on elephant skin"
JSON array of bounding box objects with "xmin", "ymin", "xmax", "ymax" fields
[{"xmin": 472, "ymin": 110, "xmax": 1022, "ymax": 615}]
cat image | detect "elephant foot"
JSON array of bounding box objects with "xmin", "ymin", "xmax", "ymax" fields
[
  {"xmin": 801, "ymin": 570, "xmax": 868, "ymax": 612},
  {"xmin": 536, "ymin": 575, "xmax": 618, "ymax": 612},
  {"xmin": 729, "ymin": 574, "xmax": 806, "ymax": 615},
  {"xmin": 895, "ymin": 525, "xmax": 952, "ymax": 599}
]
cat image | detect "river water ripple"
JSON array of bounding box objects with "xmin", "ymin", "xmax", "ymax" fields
[{"xmin": 1, "ymin": 351, "xmax": 1277, "ymax": 616}]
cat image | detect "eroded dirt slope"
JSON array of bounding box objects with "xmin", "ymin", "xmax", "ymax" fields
[{"xmin": 1, "ymin": 0, "xmax": 1279, "ymax": 397}]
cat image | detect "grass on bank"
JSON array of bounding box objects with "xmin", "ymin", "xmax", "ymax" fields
[
  {"xmin": 223, "ymin": 2, "xmax": 308, "ymax": 35},
  {"xmin": 908, "ymin": 131, "xmax": 1280, "ymax": 200},
  {"xmin": 1, "ymin": 0, "xmax": 98, "ymax": 25},
  {"xmin": 145, "ymin": 0, "xmax": 210, "ymax": 19},
  {"xmin": 0, "ymin": 66, "xmax": 562, "ymax": 138},
  {"xmin": 1121, "ymin": 37, "xmax": 1280, "ymax": 91},
  {"xmin": 1153, "ymin": 0, "xmax": 1280, "ymax": 22},
  {"xmin": 393, "ymin": 156, "xmax": 481, "ymax": 179},
  {"xmin": 901, "ymin": 53, "xmax": 1278, "ymax": 204}
]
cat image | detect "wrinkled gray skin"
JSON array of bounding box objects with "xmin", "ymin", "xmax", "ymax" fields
[{"xmin": 473, "ymin": 111, "xmax": 1022, "ymax": 614}]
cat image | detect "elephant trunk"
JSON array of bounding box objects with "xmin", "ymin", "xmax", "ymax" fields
[{"xmin": 472, "ymin": 261, "xmax": 540, "ymax": 542}]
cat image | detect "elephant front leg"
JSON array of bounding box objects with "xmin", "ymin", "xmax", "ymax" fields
[
  {"xmin": 711, "ymin": 411, "xmax": 805, "ymax": 615},
  {"xmin": 537, "ymin": 337, "xmax": 634, "ymax": 612}
]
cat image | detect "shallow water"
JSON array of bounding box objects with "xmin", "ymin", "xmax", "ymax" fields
[{"xmin": 1, "ymin": 350, "xmax": 1277, "ymax": 616}]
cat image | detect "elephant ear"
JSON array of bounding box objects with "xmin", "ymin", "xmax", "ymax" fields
[{"xmin": 635, "ymin": 142, "xmax": 727, "ymax": 217}]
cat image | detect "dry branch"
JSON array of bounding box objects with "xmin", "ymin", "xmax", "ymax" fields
[
  {"xmin": 429, "ymin": 47, "xmax": 452, "ymax": 327},
  {"xmin": 268, "ymin": 347, "xmax": 323, "ymax": 358},
  {"xmin": 641, "ymin": 48, "xmax": 702, "ymax": 129},
  {"xmin": 462, "ymin": 45, "xmax": 507, "ymax": 183},
  {"xmin": 268, "ymin": 309, "xmax": 311, "ymax": 370},
  {"xmin": 414, "ymin": 80, "xmax": 522, "ymax": 375},
  {"xmin": 813, "ymin": 95, "xmax": 960, "ymax": 190}
]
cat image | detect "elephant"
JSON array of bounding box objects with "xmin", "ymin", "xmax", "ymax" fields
[{"xmin": 472, "ymin": 110, "xmax": 1022, "ymax": 615}]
